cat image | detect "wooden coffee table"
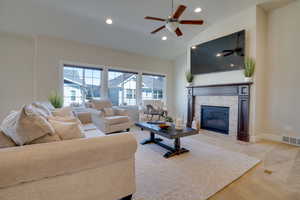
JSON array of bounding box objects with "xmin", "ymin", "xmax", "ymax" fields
[{"xmin": 136, "ymin": 122, "xmax": 198, "ymax": 158}]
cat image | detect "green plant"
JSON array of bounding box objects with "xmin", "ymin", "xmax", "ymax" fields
[
  {"xmin": 185, "ymin": 71, "xmax": 194, "ymax": 83},
  {"xmin": 48, "ymin": 91, "xmax": 63, "ymax": 108},
  {"xmin": 244, "ymin": 57, "xmax": 256, "ymax": 77},
  {"xmin": 164, "ymin": 116, "xmax": 174, "ymax": 123}
]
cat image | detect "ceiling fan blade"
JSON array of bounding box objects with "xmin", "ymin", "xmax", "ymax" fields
[
  {"xmin": 223, "ymin": 52, "xmax": 234, "ymax": 57},
  {"xmin": 175, "ymin": 28, "xmax": 183, "ymax": 37},
  {"xmin": 151, "ymin": 25, "xmax": 166, "ymax": 34},
  {"xmin": 180, "ymin": 20, "xmax": 204, "ymax": 25},
  {"xmin": 145, "ymin": 16, "xmax": 166, "ymax": 22},
  {"xmin": 222, "ymin": 50, "xmax": 234, "ymax": 53},
  {"xmin": 172, "ymin": 5, "xmax": 186, "ymax": 19}
]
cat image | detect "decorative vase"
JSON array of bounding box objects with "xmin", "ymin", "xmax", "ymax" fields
[{"xmin": 244, "ymin": 77, "xmax": 253, "ymax": 82}]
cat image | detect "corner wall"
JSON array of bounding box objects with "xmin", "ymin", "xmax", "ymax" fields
[{"xmin": 262, "ymin": 0, "xmax": 300, "ymax": 140}]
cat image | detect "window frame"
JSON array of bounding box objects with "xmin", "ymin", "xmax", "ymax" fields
[
  {"xmin": 108, "ymin": 69, "xmax": 138, "ymax": 106},
  {"xmin": 141, "ymin": 73, "xmax": 166, "ymax": 101},
  {"xmin": 60, "ymin": 61, "xmax": 167, "ymax": 108},
  {"xmin": 61, "ymin": 63, "xmax": 102, "ymax": 106}
]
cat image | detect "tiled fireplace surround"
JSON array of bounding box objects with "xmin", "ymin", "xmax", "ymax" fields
[
  {"xmin": 187, "ymin": 82, "xmax": 252, "ymax": 142},
  {"xmin": 194, "ymin": 96, "xmax": 239, "ymax": 138}
]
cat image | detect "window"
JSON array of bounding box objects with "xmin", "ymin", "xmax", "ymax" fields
[
  {"xmin": 63, "ymin": 65, "xmax": 101, "ymax": 106},
  {"xmin": 108, "ymin": 70, "xmax": 137, "ymax": 106},
  {"xmin": 142, "ymin": 74, "xmax": 165, "ymax": 100},
  {"xmin": 70, "ymin": 90, "xmax": 76, "ymax": 101}
]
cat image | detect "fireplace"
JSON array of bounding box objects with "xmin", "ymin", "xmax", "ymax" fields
[{"xmin": 201, "ymin": 105, "xmax": 230, "ymax": 135}]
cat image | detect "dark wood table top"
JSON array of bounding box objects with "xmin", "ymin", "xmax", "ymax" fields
[{"xmin": 135, "ymin": 122, "xmax": 198, "ymax": 139}]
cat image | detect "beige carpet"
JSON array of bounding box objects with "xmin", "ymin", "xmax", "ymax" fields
[{"xmin": 133, "ymin": 130, "xmax": 260, "ymax": 200}]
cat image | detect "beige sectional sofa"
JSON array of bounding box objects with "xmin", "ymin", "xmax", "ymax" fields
[{"xmin": 0, "ymin": 102, "xmax": 137, "ymax": 200}]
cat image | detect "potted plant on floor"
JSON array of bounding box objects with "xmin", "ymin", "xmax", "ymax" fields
[
  {"xmin": 244, "ymin": 57, "xmax": 255, "ymax": 82},
  {"xmin": 185, "ymin": 71, "xmax": 194, "ymax": 87},
  {"xmin": 49, "ymin": 91, "xmax": 63, "ymax": 108}
]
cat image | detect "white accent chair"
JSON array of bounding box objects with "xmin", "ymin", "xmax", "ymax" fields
[{"xmin": 89, "ymin": 99, "xmax": 133, "ymax": 134}]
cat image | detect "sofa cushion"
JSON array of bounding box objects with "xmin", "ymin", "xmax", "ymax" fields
[
  {"xmin": 52, "ymin": 107, "xmax": 74, "ymax": 118},
  {"xmin": 49, "ymin": 119, "xmax": 85, "ymax": 140},
  {"xmin": 1, "ymin": 105, "xmax": 55, "ymax": 145},
  {"xmin": 91, "ymin": 99, "xmax": 112, "ymax": 110},
  {"xmin": 0, "ymin": 131, "xmax": 16, "ymax": 148},
  {"xmin": 105, "ymin": 116, "xmax": 130, "ymax": 125}
]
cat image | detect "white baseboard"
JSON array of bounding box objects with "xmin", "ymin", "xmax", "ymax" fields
[{"xmin": 257, "ymin": 133, "xmax": 282, "ymax": 143}]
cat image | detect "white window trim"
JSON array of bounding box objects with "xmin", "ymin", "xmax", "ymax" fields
[{"xmin": 59, "ymin": 61, "xmax": 167, "ymax": 107}]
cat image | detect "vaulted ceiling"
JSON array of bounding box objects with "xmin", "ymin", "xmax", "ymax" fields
[{"xmin": 0, "ymin": 0, "xmax": 290, "ymax": 60}]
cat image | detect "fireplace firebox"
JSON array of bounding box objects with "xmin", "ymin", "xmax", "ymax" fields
[{"xmin": 201, "ymin": 105, "xmax": 230, "ymax": 134}]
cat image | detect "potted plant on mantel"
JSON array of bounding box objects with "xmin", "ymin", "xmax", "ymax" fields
[
  {"xmin": 244, "ymin": 57, "xmax": 256, "ymax": 82},
  {"xmin": 185, "ymin": 71, "xmax": 194, "ymax": 87}
]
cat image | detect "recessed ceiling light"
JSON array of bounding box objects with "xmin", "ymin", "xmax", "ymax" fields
[
  {"xmin": 105, "ymin": 18, "xmax": 113, "ymax": 25},
  {"xmin": 194, "ymin": 7, "xmax": 202, "ymax": 13},
  {"xmin": 192, "ymin": 46, "xmax": 197, "ymax": 49},
  {"xmin": 230, "ymin": 64, "xmax": 235, "ymax": 67},
  {"xmin": 162, "ymin": 36, "xmax": 168, "ymax": 41}
]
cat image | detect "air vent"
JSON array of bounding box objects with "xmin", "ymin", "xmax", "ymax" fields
[{"xmin": 282, "ymin": 136, "xmax": 300, "ymax": 147}]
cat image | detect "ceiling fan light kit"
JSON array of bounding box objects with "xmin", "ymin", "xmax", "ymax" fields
[{"xmin": 144, "ymin": 0, "xmax": 204, "ymax": 37}]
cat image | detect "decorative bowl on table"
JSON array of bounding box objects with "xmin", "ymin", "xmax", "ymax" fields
[{"xmin": 158, "ymin": 123, "xmax": 171, "ymax": 130}]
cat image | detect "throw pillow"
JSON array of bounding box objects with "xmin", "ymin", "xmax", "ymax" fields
[
  {"xmin": 103, "ymin": 108, "xmax": 114, "ymax": 116},
  {"xmin": 52, "ymin": 107, "xmax": 75, "ymax": 118},
  {"xmin": 29, "ymin": 134, "xmax": 61, "ymax": 145},
  {"xmin": 48, "ymin": 119, "xmax": 85, "ymax": 140},
  {"xmin": 31, "ymin": 102, "xmax": 53, "ymax": 118},
  {"xmin": 1, "ymin": 105, "xmax": 55, "ymax": 145},
  {"xmin": 0, "ymin": 130, "xmax": 16, "ymax": 148}
]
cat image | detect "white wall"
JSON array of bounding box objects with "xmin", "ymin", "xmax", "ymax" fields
[
  {"xmin": 174, "ymin": 6, "xmax": 260, "ymax": 140},
  {"xmin": 35, "ymin": 36, "xmax": 174, "ymax": 115},
  {"xmin": 173, "ymin": 54, "xmax": 188, "ymax": 120},
  {"xmin": 263, "ymin": 0, "xmax": 300, "ymax": 139},
  {"xmin": 0, "ymin": 34, "xmax": 174, "ymax": 121},
  {"xmin": 174, "ymin": 1, "xmax": 300, "ymax": 141},
  {"xmin": 0, "ymin": 32, "xmax": 35, "ymax": 120}
]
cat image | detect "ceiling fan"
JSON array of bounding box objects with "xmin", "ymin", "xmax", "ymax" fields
[{"xmin": 144, "ymin": 0, "xmax": 204, "ymax": 37}]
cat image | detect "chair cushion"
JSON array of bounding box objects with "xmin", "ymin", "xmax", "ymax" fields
[
  {"xmin": 103, "ymin": 107, "xmax": 114, "ymax": 116},
  {"xmin": 91, "ymin": 99, "xmax": 112, "ymax": 110},
  {"xmin": 104, "ymin": 116, "xmax": 130, "ymax": 125}
]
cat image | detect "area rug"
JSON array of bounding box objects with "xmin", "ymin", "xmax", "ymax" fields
[{"xmin": 132, "ymin": 130, "xmax": 260, "ymax": 200}]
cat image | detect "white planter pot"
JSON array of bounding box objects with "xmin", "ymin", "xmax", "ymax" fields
[
  {"xmin": 244, "ymin": 77, "xmax": 253, "ymax": 82},
  {"xmin": 187, "ymin": 82, "xmax": 193, "ymax": 87}
]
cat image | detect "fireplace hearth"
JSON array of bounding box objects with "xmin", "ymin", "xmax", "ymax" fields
[{"xmin": 201, "ymin": 106, "xmax": 230, "ymax": 134}]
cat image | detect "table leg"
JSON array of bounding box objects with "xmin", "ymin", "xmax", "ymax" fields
[
  {"xmin": 163, "ymin": 138, "xmax": 189, "ymax": 158},
  {"xmin": 141, "ymin": 132, "xmax": 163, "ymax": 145}
]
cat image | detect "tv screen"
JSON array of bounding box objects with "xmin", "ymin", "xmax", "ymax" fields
[{"xmin": 191, "ymin": 30, "xmax": 245, "ymax": 75}]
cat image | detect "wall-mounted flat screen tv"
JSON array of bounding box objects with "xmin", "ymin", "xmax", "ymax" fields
[{"xmin": 191, "ymin": 30, "xmax": 245, "ymax": 75}]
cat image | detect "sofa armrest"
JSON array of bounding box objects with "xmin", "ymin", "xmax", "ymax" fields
[{"xmin": 0, "ymin": 133, "xmax": 137, "ymax": 189}]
